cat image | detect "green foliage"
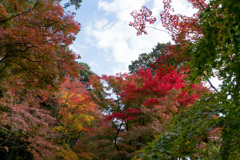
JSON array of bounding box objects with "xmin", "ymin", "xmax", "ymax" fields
[
  {"xmin": 128, "ymin": 43, "xmax": 169, "ymax": 74},
  {"xmin": 78, "ymin": 62, "xmax": 95, "ymax": 88},
  {"xmin": 190, "ymin": 0, "xmax": 240, "ymax": 93},
  {"xmin": 141, "ymin": 93, "xmax": 240, "ymax": 159},
  {"xmin": 139, "ymin": 94, "xmax": 221, "ymax": 159},
  {"xmin": 188, "ymin": 1, "xmax": 240, "ymax": 158},
  {"xmin": 59, "ymin": 0, "xmax": 82, "ymax": 10},
  {"xmin": 139, "ymin": 0, "xmax": 240, "ymax": 159}
]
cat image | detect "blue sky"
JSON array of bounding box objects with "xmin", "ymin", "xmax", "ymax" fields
[{"xmin": 64, "ymin": 0, "xmax": 197, "ymax": 75}]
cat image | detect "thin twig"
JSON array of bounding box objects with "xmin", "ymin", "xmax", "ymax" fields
[
  {"xmin": 0, "ymin": 130, "xmax": 12, "ymax": 146},
  {"xmin": 146, "ymin": 26, "xmax": 172, "ymax": 37}
]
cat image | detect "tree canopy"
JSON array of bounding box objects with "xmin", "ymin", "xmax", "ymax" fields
[
  {"xmin": 129, "ymin": 0, "xmax": 240, "ymax": 159},
  {"xmin": 128, "ymin": 43, "xmax": 169, "ymax": 74},
  {"xmin": 0, "ymin": 0, "xmax": 239, "ymax": 159}
]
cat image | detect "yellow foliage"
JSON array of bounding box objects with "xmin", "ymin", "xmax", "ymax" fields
[
  {"xmin": 57, "ymin": 143, "xmax": 79, "ymax": 160},
  {"xmin": 53, "ymin": 79, "xmax": 97, "ymax": 138}
]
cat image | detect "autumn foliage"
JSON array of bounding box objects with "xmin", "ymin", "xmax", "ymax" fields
[
  {"xmin": 88, "ymin": 55, "xmax": 207, "ymax": 159},
  {"xmin": 0, "ymin": 0, "xmax": 81, "ymax": 91},
  {"xmin": 1, "ymin": 0, "xmax": 238, "ymax": 159},
  {"xmin": 0, "ymin": 0, "xmax": 208, "ymax": 158},
  {"xmin": 129, "ymin": 0, "xmax": 240, "ymax": 159},
  {"xmin": 0, "ymin": 0, "xmax": 85, "ymax": 159}
]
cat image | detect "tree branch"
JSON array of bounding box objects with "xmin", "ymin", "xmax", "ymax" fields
[
  {"xmin": 112, "ymin": 121, "xmax": 123, "ymax": 151},
  {"xmin": 146, "ymin": 26, "xmax": 172, "ymax": 37},
  {"xmin": 196, "ymin": 0, "xmax": 205, "ymax": 10},
  {"xmin": 0, "ymin": 130, "xmax": 12, "ymax": 146},
  {"xmin": 9, "ymin": 60, "xmax": 56, "ymax": 89},
  {"xmin": 204, "ymin": 75, "xmax": 219, "ymax": 93},
  {"xmin": 0, "ymin": 1, "xmax": 40, "ymax": 25}
]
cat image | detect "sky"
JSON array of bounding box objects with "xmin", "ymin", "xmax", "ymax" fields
[{"xmin": 64, "ymin": 0, "xmax": 197, "ymax": 75}]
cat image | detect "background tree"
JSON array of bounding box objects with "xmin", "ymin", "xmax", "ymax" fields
[
  {"xmin": 59, "ymin": 0, "xmax": 82, "ymax": 9},
  {"xmin": 78, "ymin": 62, "xmax": 95, "ymax": 88},
  {"xmin": 128, "ymin": 42, "xmax": 169, "ymax": 74}
]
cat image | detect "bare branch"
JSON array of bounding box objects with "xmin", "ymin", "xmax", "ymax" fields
[{"xmin": 146, "ymin": 26, "xmax": 172, "ymax": 37}]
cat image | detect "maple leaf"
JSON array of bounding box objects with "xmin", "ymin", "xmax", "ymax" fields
[{"xmin": 129, "ymin": 6, "xmax": 156, "ymax": 36}]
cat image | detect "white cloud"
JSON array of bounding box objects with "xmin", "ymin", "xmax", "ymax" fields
[
  {"xmin": 69, "ymin": 43, "xmax": 87, "ymax": 58},
  {"xmin": 172, "ymin": 0, "xmax": 198, "ymax": 16},
  {"xmin": 95, "ymin": 19, "xmax": 109, "ymax": 30},
  {"xmin": 98, "ymin": 0, "xmax": 148, "ymax": 13},
  {"xmin": 85, "ymin": 0, "xmax": 196, "ymax": 74}
]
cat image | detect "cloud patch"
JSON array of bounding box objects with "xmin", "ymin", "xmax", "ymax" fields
[{"xmin": 86, "ymin": 0, "xmax": 195, "ymax": 74}]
